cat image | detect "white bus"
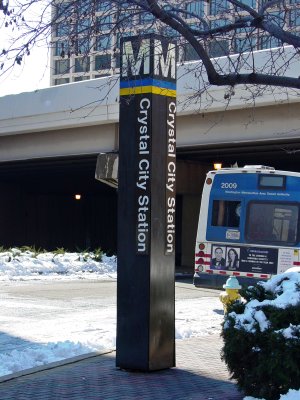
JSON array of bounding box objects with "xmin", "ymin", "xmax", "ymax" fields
[{"xmin": 194, "ymin": 165, "xmax": 300, "ymax": 287}]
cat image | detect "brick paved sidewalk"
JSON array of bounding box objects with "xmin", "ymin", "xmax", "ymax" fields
[{"xmin": 0, "ymin": 335, "xmax": 244, "ymax": 400}]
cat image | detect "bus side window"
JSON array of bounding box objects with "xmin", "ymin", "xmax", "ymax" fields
[{"xmin": 212, "ymin": 200, "xmax": 241, "ymax": 228}]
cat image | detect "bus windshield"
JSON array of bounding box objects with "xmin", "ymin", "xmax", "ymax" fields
[{"xmin": 246, "ymin": 202, "xmax": 299, "ymax": 245}]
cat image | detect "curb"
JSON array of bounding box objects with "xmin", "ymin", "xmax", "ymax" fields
[{"xmin": 0, "ymin": 349, "xmax": 115, "ymax": 384}]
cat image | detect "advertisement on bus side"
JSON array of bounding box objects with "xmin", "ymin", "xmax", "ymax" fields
[{"xmin": 210, "ymin": 244, "xmax": 278, "ymax": 274}]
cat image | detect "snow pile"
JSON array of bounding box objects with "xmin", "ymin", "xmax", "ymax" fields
[
  {"xmin": 244, "ymin": 389, "xmax": 300, "ymax": 400},
  {"xmin": 0, "ymin": 341, "xmax": 100, "ymax": 377},
  {"xmin": 227, "ymin": 271, "xmax": 300, "ymax": 334},
  {"xmin": 0, "ymin": 248, "xmax": 117, "ymax": 281}
]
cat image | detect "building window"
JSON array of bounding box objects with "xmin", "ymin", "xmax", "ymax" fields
[
  {"xmin": 140, "ymin": 11, "xmax": 155, "ymax": 24},
  {"xmin": 75, "ymin": 57, "xmax": 90, "ymax": 72},
  {"xmin": 233, "ymin": 0, "xmax": 256, "ymax": 8},
  {"xmin": 209, "ymin": 19, "xmax": 230, "ymax": 57},
  {"xmin": 75, "ymin": 0, "xmax": 93, "ymax": 17},
  {"xmin": 186, "ymin": 1, "xmax": 204, "ymax": 17},
  {"xmin": 118, "ymin": 1, "xmax": 136, "ymax": 20},
  {"xmin": 94, "ymin": 73, "xmax": 111, "ymax": 78},
  {"xmin": 184, "ymin": 43, "xmax": 199, "ymax": 61},
  {"xmin": 56, "ymin": 22, "xmax": 71, "ymax": 37},
  {"xmin": 162, "ymin": 26, "xmax": 180, "ymax": 38},
  {"xmin": 210, "ymin": 0, "xmax": 229, "ymax": 15},
  {"xmin": 95, "ymin": 34, "xmax": 111, "ymax": 51},
  {"xmin": 114, "ymin": 52, "xmax": 120, "ymax": 68},
  {"xmin": 266, "ymin": 10, "xmax": 286, "ymax": 28},
  {"xmin": 54, "ymin": 78, "xmax": 70, "ymax": 85},
  {"xmin": 289, "ymin": 8, "xmax": 300, "ymax": 26},
  {"xmin": 210, "ymin": 18, "xmax": 230, "ymax": 30},
  {"xmin": 76, "ymin": 38, "xmax": 92, "ymax": 55},
  {"xmin": 96, "ymin": 1, "xmax": 111, "ymax": 12},
  {"xmin": 55, "ymin": 1, "xmax": 72, "ymax": 18},
  {"xmin": 95, "ymin": 54, "xmax": 111, "ymax": 70},
  {"xmin": 234, "ymin": 36, "xmax": 257, "ymax": 53},
  {"xmin": 96, "ymin": 15, "xmax": 112, "ymax": 32},
  {"xmin": 260, "ymin": 35, "xmax": 283, "ymax": 49},
  {"xmin": 209, "ymin": 40, "xmax": 230, "ymax": 57},
  {"xmin": 74, "ymin": 76, "xmax": 90, "ymax": 82},
  {"xmin": 77, "ymin": 18, "xmax": 91, "ymax": 35},
  {"xmin": 55, "ymin": 59, "xmax": 70, "ymax": 75},
  {"xmin": 54, "ymin": 40, "xmax": 70, "ymax": 57}
]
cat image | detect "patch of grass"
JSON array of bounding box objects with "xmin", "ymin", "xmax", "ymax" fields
[
  {"xmin": 92, "ymin": 247, "xmax": 104, "ymax": 262},
  {"xmin": 19, "ymin": 245, "xmax": 46, "ymax": 258},
  {"xmin": 52, "ymin": 247, "xmax": 67, "ymax": 257}
]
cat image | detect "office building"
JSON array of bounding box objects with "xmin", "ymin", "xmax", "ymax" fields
[{"xmin": 51, "ymin": 0, "xmax": 300, "ymax": 86}]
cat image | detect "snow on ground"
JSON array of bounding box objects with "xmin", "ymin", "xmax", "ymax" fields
[
  {"xmin": 0, "ymin": 249, "xmax": 299, "ymax": 400},
  {"xmin": 0, "ymin": 249, "xmax": 223, "ymax": 377},
  {"xmin": 0, "ymin": 290, "xmax": 223, "ymax": 377},
  {"xmin": 0, "ymin": 249, "xmax": 117, "ymax": 281}
]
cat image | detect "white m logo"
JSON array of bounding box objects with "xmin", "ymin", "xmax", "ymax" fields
[
  {"xmin": 154, "ymin": 40, "xmax": 176, "ymax": 79},
  {"xmin": 122, "ymin": 39, "xmax": 150, "ymax": 77},
  {"xmin": 121, "ymin": 37, "xmax": 176, "ymax": 79}
]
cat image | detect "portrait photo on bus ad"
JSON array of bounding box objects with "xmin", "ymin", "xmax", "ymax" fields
[
  {"xmin": 226, "ymin": 247, "xmax": 240, "ymax": 270},
  {"xmin": 211, "ymin": 246, "xmax": 226, "ymax": 269},
  {"xmin": 210, "ymin": 246, "xmax": 240, "ymax": 270}
]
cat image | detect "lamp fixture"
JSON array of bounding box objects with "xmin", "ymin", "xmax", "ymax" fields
[
  {"xmin": 213, "ymin": 162, "xmax": 222, "ymax": 170},
  {"xmin": 75, "ymin": 194, "xmax": 81, "ymax": 200}
]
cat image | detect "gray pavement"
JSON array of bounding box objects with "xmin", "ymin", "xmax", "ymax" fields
[{"xmin": 0, "ymin": 335, "xmax": 244, "ymax": 400}]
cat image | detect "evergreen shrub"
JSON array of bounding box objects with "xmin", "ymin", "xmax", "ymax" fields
[{"xmin": 221, "ymin": 272, "xmax": 300, "ymax": 400}]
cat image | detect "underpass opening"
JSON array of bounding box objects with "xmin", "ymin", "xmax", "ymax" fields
[
  {"xmin": 1, "ymin": 140, "xmax": 299, "ymax": 273},
  {"xmin": 0, "ymin": 155, "xmax": 117, "ymax": 254}
]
